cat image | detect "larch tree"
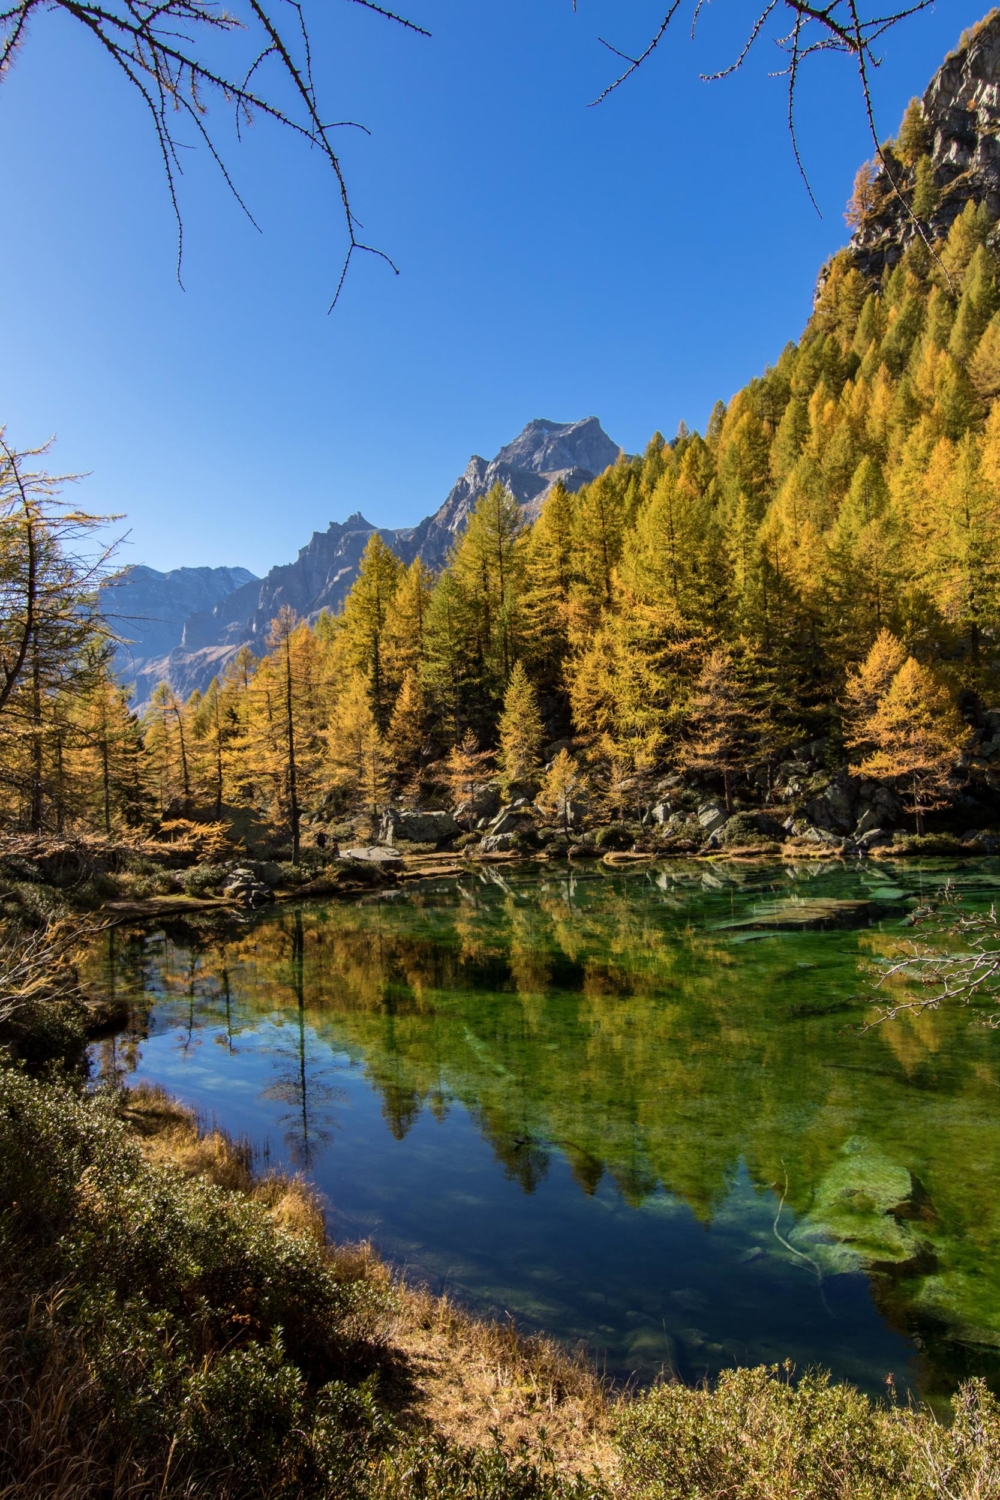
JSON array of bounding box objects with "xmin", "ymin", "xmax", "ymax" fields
[
  {"xmin": 143, "ymin": 681, "xmax": 192, "ymax": 815},
  {"xmin": 857, "ymin": 657, "xmax": 966, "ymax": 833},
  {"xmin": 386, "ymin": 668, "xmax": 429, "ymax": 783},
  {"xmin": 842, "ymin": 628, "xmax": 909, "ymax": 761},
  {"xmin": 679, "ymin": 650, "xmax": 761, "ymax": 812},
  {"xmin": 327, "ymin": 671, "xmax": 389, "ymax": 822},
  {"xmin": 341, "ymin": 533, "xmax": 402, "ymax": 733},
  {"xmin": 536, "ymin": 748, "xmax": 579, "ymax": 834},
  {"xmin": 444, "ymin": 730, "xmax": 494, "ymax": 807},
  {"xmin": 498, "ymin": 661, "xmax": 545, "ymax": 792},
  {"xmin": 265, "ymin": 606, "xmax": 309, "ymax": 862},
  {"xmin": 522, "ymin": 481, "xmax": 575, "ymax": 690}
]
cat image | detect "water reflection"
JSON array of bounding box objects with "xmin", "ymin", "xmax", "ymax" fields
[{"xmin": 90, "ymin": 858, "xmax": 1000, "ymax": 1399}]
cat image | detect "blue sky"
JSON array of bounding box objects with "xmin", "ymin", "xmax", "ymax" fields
[{"xmin": 0, "ymin": 1, "xmax": 988, "ymax": 575}]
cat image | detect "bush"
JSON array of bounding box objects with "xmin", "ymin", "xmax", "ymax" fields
[
  {"xmin": 0, "ymin": 1066, "xmax": 603, "ymax": 1498},
  {"xmin": 615, "ymin": 1363, "xmax": 1000, "ymax": 1500}
]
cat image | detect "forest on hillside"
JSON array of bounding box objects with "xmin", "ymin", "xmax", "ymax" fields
[{"xmin": 4, "ymin": 106, "xmax": 1000, "ymax": 850}]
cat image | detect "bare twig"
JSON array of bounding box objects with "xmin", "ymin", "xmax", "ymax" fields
[
  {"xmin": 0, "ymin": 917, "xmax": 109, "ymax": 1027},
  {"xmin": 582, "ymin": 0, "xmax": 938, "ymax": 234},
  {"xmin": 0, "ymin": 0, "xmax": 430, "ymax": 307},
  {"xmin": 864, "ymin": 884, "xmax": 1000, "ymax": 1028}
]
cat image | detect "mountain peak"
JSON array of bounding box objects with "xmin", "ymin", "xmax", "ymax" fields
[
  {"xmin": 494, "ymin": 416, "xmax": 620, "ymax": 479},
  {"xmin": 111, "ymin": 415, "xmax": 622, "ymax": 703}
]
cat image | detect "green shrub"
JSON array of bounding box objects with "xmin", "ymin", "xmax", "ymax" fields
[{"xmin": 614, "ymin": 1363, "xmax": 1000, "ymax": 1500}]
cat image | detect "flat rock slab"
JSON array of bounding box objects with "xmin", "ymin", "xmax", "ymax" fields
[
  {"xmin": 341, "ymin": 847, "xmax": 402, "ymax": 863},
  {"xmin": 718, "ymin": 897, "xmax": 903, "ymax": 932}
]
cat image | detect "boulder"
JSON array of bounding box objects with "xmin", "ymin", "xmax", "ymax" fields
[
  {"xmin": 720, "ymin": 812, "xmax": 785, "ymax": 847},
  {"xmin": 487, "ymin": 806, "xmax": 539, "ymax": 839},
  {"xmin": 857, "ymin": 828, "xmax": 894, "ymax": 851},
  {"xmin": 697, "ymin": 800, "xmax": 729, "ymax": 834},
  {"xmin": 804, "ymin": 772, "xmax": 857, "ymax": 834},
  {"xmin": 341, "ymin": 846, "xmax": 402, "ymax": 863},
  {"xmin": 222, "ymin": 867, "xmax": 274, "ymax": 908},
  {"xmin": 380, "ymin": 809, "xmax": 460, "ymax": 846},
  {"xmin": 454, "ymin": 784, "xmax": 502, "ymax": 828},
  {"xmin": 962, "ymin": 829, "xmax": 1000, "ymax": 853},
  {"xmin": 854, "ymin": 778, "xmax": 902, "ymax": 830}
]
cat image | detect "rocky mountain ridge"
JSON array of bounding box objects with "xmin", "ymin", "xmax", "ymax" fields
[
  {"xmin": 115, "ymin": 416, "xmax": 622, "ymax": 703},
  {"xmin": 101, "ymin": 565, "xmax": 258, "ymax": 698}
]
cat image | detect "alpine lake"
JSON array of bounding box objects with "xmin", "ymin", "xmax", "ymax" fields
[{"xmin": 88, "ymin": 855, "xmax": 1000, "ymax": 1408}]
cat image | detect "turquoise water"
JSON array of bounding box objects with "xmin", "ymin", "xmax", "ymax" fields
[{"xmin": 93, "ymin": 857, "xmax": 1000, "ymax": 1400}]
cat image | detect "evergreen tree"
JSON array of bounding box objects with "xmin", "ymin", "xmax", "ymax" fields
[
  {"xmin": 341, "ymin": 533, "xmax": 402, "ymax": 732},
  {"xmin": 842, "ymin": 629, "xmax": 908, "ymax": 759},
  {"xmin": 498, "ymin": 661, "xmax": 544, "ymax": 791},
  {"xmin": 857, "ymin": 657, "xmax": 965, "ymax": 832},
  {"xmin": 679, "ymin": 651, "xmax": 761, "ymax": 812},
  {"xmin": 522, "ymin": 480, "xmax": 575, "ymax": 688},
  {"xmin": 896, "ymin": 98, "xmax": 929, "ymax": 168},
  {"xmin": 386, "ymin": 668, "xmax": 429, "ymax": 780},
  {"xmin": 536, "ymin": 748, "xmax": 579, "ymax": 834}
]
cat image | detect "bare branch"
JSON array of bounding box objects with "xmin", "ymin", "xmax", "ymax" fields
[
  {"xmin": 0, "ymin": 0, "xmax": 429, "ymax": 304},
  {"xmin": 581, "ymin": 0, "xmax": 943, "ymax": 243}
]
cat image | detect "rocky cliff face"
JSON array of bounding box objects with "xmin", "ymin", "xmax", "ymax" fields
[
  {"xmin": 100, "ymin": 565, "xmax": 257, "ymax": 701},
  {"xmin": 849, "ymin": 11, "xmax": 1000, "ymax": 277},
  {"xmin": 124, "ymin": 416, "xmax": 621, "ymax": 703}
]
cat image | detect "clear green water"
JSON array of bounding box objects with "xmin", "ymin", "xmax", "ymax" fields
[{"xmin": 93, "ymin": 858, "xmax": 1000, "ymax": 1402}]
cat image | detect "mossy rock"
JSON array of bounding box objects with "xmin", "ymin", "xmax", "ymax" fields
[
  {"xmin": 593, "ymin": 826, "xmax": 635, "ymax": 851},
  {"xmin": 721, "ymin": 813, "xmax": 784, "ymax": 847},
  {"xmin": 790, "ymin": 1138, "xmax": 930, "ymax": 1272}
]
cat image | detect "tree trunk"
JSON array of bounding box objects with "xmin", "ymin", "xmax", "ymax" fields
[
  {"xmin": 214, "ymin": 704, "xmax": 224, "ymax": 820},
  {"xmin": 101, "ymin": 737, "xmax": 112, "ymax": 837},
  {"xmin": 284, "ymin": 637, "xmax": 300, "ymax": 864},
  {"xmin": 913, "ymin": 775, "xmax": 923, "ymax": 836},
  {"xmin": 29, "ymin": 633, "xmax": 43, "ymax": 833},
  {"xmin": 174, "ymin": 708, "xmax": 191, "ymax": 803}
]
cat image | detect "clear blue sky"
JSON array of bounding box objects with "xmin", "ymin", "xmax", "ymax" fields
[{"xmin": 0, "ymin": 1, "xmax": 987, "ymax": 575}]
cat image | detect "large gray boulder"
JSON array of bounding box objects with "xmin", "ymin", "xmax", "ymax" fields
[
  {"xmin": 380, "ymin": 809, "xmax": 460, "ymax": 845},
  {"xmin": 697, "ymin": 800, "xmax": 729, "ymax": 834},
  {"xmin": 453, "ymin": 784, "xmax": 502, "ymax": 829}
]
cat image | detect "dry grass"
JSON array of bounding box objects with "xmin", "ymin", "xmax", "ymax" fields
[
  {"xmin": 125, "ymin": 1083, "xmax": 616, "ymax": 1482},
  {"xmin": 390, "ymin": 1285, "xmax": 615, "ymax": 1481}
]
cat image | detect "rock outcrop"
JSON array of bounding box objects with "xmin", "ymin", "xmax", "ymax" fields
[{"xmin": 848, "ymin": 11, "xmax": 1000, "ymax": 278}]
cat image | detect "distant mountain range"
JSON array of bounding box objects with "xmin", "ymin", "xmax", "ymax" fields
[{"xmin": 105, "ymin": 417, "xmax": 622, "ymax": 703}]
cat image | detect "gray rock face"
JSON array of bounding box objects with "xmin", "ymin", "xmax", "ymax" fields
[
  {"xmin": 100, "ymin": 565, "xmax": 258, "ymax": 704},
  {"xmin": 697, "ymin": 800, "xmax": 729, "ymax": 833},
  {"xmin": 847, "ymin": 12, "xmax": 1000, "ymax": 278},
  {"xmin": 804, "ymin": 773, "xmax": 902, "ymax": 836},
  {"xmin": 453, "ymin": 785, "xmax": 502, "ymax": 829},
  {"xmin": 379, "ymin": 809, "xmax": 459, "ymax": 845},
  {"xmin": 119, "ymin": 417, "xmax": 621, "ymax": 702}
]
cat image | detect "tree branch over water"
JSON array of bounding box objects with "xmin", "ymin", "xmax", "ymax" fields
[
  {"xmin": 0, "ymin": 0, "xmax": 429, "ymax": 306},
  {"xmin": 866, "ymin": 884, "xmax": 1000, "ymax": 1029}
]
